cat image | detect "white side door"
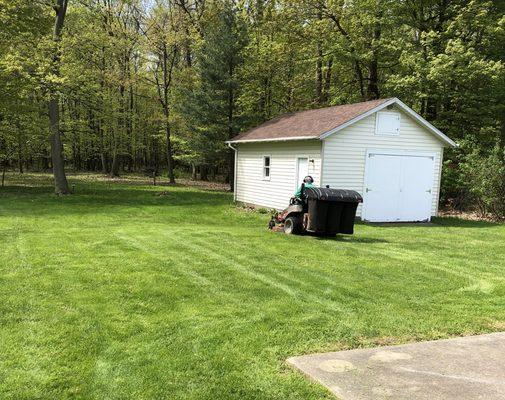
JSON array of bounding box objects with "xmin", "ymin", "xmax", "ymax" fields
[
  {"xmin": 363, "ymin": 151, "xmax": 435, "ymax": 222},
  {"xmin": 295, "ymin": 157, "xmax": 309, "ymax": 189}
]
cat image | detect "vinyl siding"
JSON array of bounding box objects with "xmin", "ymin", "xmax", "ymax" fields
[
  {"xmin": 235, "ymin": 140, "xmax": 322, "ymax": 210},
  {"xmin": 321, "ymin": 106, "xmax": 445, "ymax": 217}
]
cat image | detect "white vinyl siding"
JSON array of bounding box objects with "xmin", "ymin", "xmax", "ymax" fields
[
  {"xmin": 322, "ymin": 106, "xmax": 445, "ymax": 217},
  {"xmin": 235, "ymin": 140, "xmax": 322, "ymax": 210}
]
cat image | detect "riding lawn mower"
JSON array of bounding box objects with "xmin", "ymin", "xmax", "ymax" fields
[{"xmin": 269, "ymin": 183, "xmax": 363, "ymax": 236}]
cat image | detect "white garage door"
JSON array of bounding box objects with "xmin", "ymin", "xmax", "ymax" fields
[{"xmin": 362, "ymin": 150, "xmax": 435, "ymax": 222}]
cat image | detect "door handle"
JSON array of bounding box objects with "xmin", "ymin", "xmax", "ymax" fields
[
  {"xmin": 426, "ymin": 189, "xmax": 432, "ymax": 194},
  {"xmin": 366, "ymin": 188, "xmax": 371, "ymax": 192}
]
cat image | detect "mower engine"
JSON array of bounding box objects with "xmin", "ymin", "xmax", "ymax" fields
[{"xmin": 269, "ymin": 198, "xmax": 304, "ymax": 233}]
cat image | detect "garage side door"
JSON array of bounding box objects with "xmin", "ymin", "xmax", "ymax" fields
[{"xmin": 363, "ymin": 151, "xmax": 435, "ymax": 222}]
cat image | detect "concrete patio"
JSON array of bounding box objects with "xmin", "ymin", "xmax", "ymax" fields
[{"xmin": 288, "ymin": 332, "xmax": 505, "ymax": 400}]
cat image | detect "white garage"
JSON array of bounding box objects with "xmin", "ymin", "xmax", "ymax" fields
[{"xmin": 227, "ymin": 98, "xmax": 456, "ymax": 222}]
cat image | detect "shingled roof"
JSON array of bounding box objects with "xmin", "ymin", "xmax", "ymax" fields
[{"xmin": 229, "ymin": 98, "xmax": 392, "ymax": 143}]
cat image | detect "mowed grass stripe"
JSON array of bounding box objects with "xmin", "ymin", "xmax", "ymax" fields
[
  {"xmin": 178, "ymin": 234, "xmax": 350, "ymax": 314},
  {"xmin": 112, "ymin": 230, "xmax": 244, "ymax": 308}
]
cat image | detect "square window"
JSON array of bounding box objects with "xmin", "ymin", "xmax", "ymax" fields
[{"xmin": 376, "ymin": 112, "xmax": 400, "ymax": 135}]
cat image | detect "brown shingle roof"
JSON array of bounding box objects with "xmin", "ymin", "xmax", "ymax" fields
[{"xmin": 230, "ymin": 98, "xmax": 393, "ymax": 142}]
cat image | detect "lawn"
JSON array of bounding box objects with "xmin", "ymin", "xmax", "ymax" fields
[{"xmin": 1, "ymin": 173, "xmax": 504, "ymax": 400}]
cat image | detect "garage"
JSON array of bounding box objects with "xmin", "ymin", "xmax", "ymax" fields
[
  {"xmin": 228, "ymin": 97, "xmax": 456, "ymax": 222},
  {"xmin": 362, "ymin": 150, "xmax": 436, "ymax": 222}
]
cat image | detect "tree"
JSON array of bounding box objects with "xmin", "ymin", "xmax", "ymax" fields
[
  {"xmin": 145, "ymin": 0, "xmax": 183, "ymax": 183},
  {"xmin": 49, "ymin": 0, "xmax": 71, "ymax": 194},
  {"xmin": 0, "ymin": 0, "xmax": 503, "ymax": 215},
  {"xmin": 181, "ymin": 0, "xmax": 247, "ymax": 187}
]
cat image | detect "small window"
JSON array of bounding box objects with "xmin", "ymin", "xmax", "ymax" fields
[
  {"xmin": 263, "ymin": 156, "xmax": 271, "ymax": 180},
  {"xmin": 376, "ymin": 111, "xmax": 400, "ymax": 135}
]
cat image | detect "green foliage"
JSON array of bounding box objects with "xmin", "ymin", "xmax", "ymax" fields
[
  {"xmin": 461, "ymin": 144, "xmax": 505, "ymax": 219},
  {"xmin": 180, "ymin": 0, "xmax": 248, "ymax": 167},
  {"xmin": 442, "ymin": 139, "xmax": 505, "ymax": 220},
  {"xmin": 0, "ymin": 0, "xmax": 504, "ymax": 211}
]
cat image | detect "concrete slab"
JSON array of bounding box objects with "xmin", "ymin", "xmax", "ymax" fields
[{"xmin": 288, "ymin": 332, "xmax": 505, "ymax": 400}]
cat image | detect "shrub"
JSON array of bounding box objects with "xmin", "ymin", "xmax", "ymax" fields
[
  {"xmin": 440, "ymin": 159, "xmax": 471, "ymax": 211},
  {"xmin": 460, "ymin": 144, "xmax": 505, "ymax": 220}
]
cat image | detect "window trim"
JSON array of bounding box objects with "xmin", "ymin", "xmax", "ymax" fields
[
  {"xmin": 375, "ymin": 111, "xmax": 401, "ymax": 136},
  {"xmin": 262, "ymin": 155, "xmax": 271, "ymax": 180}
]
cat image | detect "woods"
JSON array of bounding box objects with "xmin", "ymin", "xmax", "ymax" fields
[{"xmin": 0, "ymin": 0, "xmax": 504, "ymax": 215}]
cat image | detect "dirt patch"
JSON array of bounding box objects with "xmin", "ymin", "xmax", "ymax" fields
[
  {"xmin": 488, "ymin": 321, "xmax": 505, "ymax": 331},
  {"xmin": 176, "ymin": 179, "xmax": 229, "ymax": 192},
  {"xmin": 438, "ymin": 209, "xmax": 501, "ymax": 222},
  {"xmin": 2, "ymin": 172, "xmax": 230, "ymax": 192}
]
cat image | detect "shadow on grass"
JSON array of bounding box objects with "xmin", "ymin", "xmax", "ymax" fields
[
  {"xmin": 357, "ymin": 218, "xmax": 501, "ymax": 229},
  {"xmin": 311, "ymin": 234, "xmax": 389, "ymax": 244},
  {"xmin": 0, "ymin": 184, "xmax": 233, "ymax": 216}
]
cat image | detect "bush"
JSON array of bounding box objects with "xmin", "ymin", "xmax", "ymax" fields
[
  {"xmin": 440, "ymin": 158, "xmax": 471, "ymax": 210},
  {"xmin": 460, "ymin": 144, "xmax": 505, "ymax": 220}
]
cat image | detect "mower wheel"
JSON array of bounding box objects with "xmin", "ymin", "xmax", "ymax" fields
[{"xmin": 284, "ymin": 216, "xmax": 302, "ymax": 235}]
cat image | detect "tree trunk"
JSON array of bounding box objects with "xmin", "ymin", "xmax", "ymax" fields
[
  {"xmin": 323, "ymin": 57, "xmax": 333, "ymax": 102},
  {"xmin": 366, "ymin": 21, "xmax": 381, "ymax": 100},
  {"xmin": 99, "ymin": 126, "xmax": 107, "ymax": 174},
  {"xmin": 328, "ymin": 14, "xmax": 365, "ymax": 100},
  {"xmin": 49, "ymin": 95, "xmax": 69, "ymax": 193},
  {"xmin": 49, "ymin": 0, "xmax": 70, "ymax": 195},
  {"xmin": 110, "ymin": 147, "xmax": 120, "ymax": 177},
  {"xmin": 500, "ymin": 115, "xmax": 505, "ymax": 149},
  {"xmin": 165, "ymin": 121, "xmax": 175, "ymax": 184},
  {"xmin": 42, "ymin": 155, "xmax": 50, "ymax": 171},
  {"xmin": 366, "ymin": 59, "xmax": 380, "ymax": 100},
  {"xmin": 153, "ymin": 136, "xmax": 159, "ymax": 175},
  {"xmin": 111, "ymin": 82, "xmax": 125, "ymax": 177},
  {"xmin": 159, "ymin": 44, "xmax": 176, "ymax": 184},
  {"xmin": 191, "ymin": 163, "xmax": 197, "ymax": 180},
  {"xmin": 1, "ymin": 161, "xmax": 6, "ymax": 187},
  {"xmin": 17, "ymin": 129, "xmax": 23, "ymax": 173},
  {"xmin": 227, "ymin": 61, "xmax": 235, "ymax": 190},
  {"xmin": 18, "ymin": 154, "xmax": 23, "ymax": 174},
  {"xmin": 200, "ymin": 165, "xmax": 208, "ymax": 181},
  {"xmin": 316, "ymin": 42, "xmax": 323, "ymax": 104},
  {"xmin": 100, "ymin": 152, "xmax": 107, "ymax": 173},
  {"xmin": 315, "ymin": 6, "xmax": 324, "ymax": 104}
]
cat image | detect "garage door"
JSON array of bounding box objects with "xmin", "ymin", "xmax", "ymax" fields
[{"xmin": 362, "ymin": 151, "xmax": 435, "ymax": 222}]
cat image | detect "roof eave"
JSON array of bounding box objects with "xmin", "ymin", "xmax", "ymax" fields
[{"xmin": 226, "ymin": 135, "xmax": 319, "ymax": 144}]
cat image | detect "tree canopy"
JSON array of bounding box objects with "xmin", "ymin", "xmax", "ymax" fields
[{"xmin": 0, "ymin": 0, "xmax": 504, "ymax": 206}]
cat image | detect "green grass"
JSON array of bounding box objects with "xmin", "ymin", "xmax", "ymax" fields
[{"xmin": 1, "ymin": 173, "xmax": 504, "ymax": 400}]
